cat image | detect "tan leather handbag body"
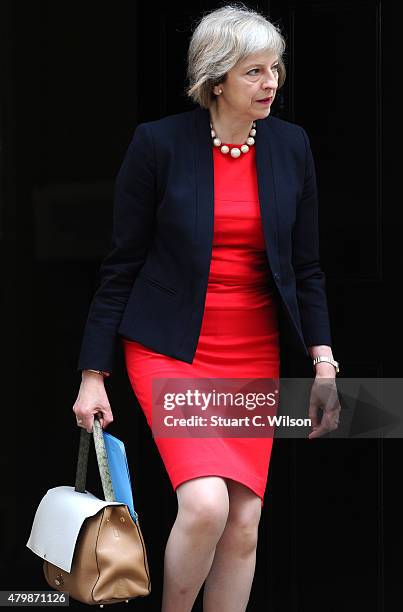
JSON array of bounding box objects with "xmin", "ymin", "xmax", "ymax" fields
[{"xmin": 27, "ymin": 416, "xmax": 151, "ymax": 606}]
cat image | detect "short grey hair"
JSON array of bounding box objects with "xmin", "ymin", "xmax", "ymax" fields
[{"xmin": 185, "ymin": 3, "xmax": 287, "ymax": 109}]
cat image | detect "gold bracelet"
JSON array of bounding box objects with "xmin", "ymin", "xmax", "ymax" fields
[
  {"xmin": 87, "ymin": 369, "xmax": 107, "ymax": 377},
  {"xmin": 312, "ymin": 356, "xmax": 340, "ymax": 374}
]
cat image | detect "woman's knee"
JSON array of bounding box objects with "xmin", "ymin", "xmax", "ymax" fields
[
  {"xmin": 225, "ymin": 493, "xmax": 262, "ymax": 555},
  {"xmin": 226, "ymin": 512, "xmax": 260, "ymax": 555},
  {"xmin": 176, "ymin": 476, "xmax": 230, "ymax": 536}
]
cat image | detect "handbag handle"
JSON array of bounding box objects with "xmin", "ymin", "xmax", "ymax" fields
[{"xmin": 74, "ymin": 415, "xmax": 116, "ymax": 502}]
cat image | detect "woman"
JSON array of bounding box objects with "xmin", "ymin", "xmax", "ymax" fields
[{"xmin": 73, "ymin": 4, "xmax": 340, "ymax": 611}]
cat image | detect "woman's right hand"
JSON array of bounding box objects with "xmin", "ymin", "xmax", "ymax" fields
[{"xmin": 72, "ymin": 371, "xmax": 114, "ymax": 433}]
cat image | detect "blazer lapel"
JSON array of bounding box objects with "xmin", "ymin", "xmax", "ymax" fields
[
  {"xmin": 192, "ymin": 106, "xmax": 215, "ymax": 277},
  {"xmin": 192, "ymin": 105, "xmax": 280, "ymax": 278},
  {"xmin": 255, "ymin": 115, "xmax": 281, "ymax": 275}
]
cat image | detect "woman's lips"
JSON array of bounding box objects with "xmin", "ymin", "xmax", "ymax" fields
[{"xmin": 256, "ymin": 97, "xmax": 273, "ymax": 105}]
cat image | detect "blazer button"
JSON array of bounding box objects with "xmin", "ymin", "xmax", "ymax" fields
[{"xmin": 273, "ymin": 272, "xmax": 280, "ymax": 281}]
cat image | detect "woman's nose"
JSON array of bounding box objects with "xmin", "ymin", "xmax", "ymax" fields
[
  {"xmin": 261, "ymin": 81, "xmax": 276, "ymax": 93},
  {"xmin": 264, "ymin": 74, "xmax": 278, "ymax": 89}
]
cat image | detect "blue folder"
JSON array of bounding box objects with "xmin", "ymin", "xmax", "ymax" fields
[{"xmin": 102, "ymin": 431, "xmax": 138, "ymax": 523}]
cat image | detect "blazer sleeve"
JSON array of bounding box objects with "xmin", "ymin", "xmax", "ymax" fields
[
  {"xmin": 292, "ymin": 127, "xmax": 333, "ymax": 348},
  {"xmin": 77, "ymin": 122, "xmax": 157, "ymax": 373}
]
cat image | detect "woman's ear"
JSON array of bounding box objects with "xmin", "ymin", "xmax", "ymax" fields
[{"xmin": 212, "ymin": 84, "xmax": 223, "ymax": 96}]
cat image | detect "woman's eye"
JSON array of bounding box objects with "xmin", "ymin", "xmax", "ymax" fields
[{"xmin": 247, "ymin": 65, "xmax": 279, "ymax": 76}]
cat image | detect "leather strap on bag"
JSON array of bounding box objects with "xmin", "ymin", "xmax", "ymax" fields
[{"xmin": 74, "ymin": 415, "xmax": 115, "ymax": 502}]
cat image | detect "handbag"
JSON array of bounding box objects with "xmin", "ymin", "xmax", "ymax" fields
[{"xmin": 26, "ymin": 415, "xmax": 151, "ymax": 606}]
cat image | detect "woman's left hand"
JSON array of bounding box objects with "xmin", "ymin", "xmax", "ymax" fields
[{"xmin": 308, "ymin": 371, "xmax": 341, "ymax": 439}]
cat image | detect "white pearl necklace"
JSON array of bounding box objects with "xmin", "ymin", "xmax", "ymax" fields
[{"xmin": 210, "ymin": 120, "xmax": 256, "ymax": 158}]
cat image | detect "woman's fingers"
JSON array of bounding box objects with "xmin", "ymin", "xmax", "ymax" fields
[
  {"xmin": 73, "ymin": 381, "xmax": 113, "ymax": 432},
  {"xmin": 78, "ymin": 407, "xmax": 113, "ymax": 433},
  {"xmin": 308, "ymin": 377, "xmax": 341, "ymax": 438},
  {"xmin": 308, "ymin": 404, "xmax": 340, "ymax": 438}
]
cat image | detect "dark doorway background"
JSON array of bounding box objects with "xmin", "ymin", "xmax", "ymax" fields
[{"xmin": 1, "ymin": 1, "xmax": 401, "ymax": 610}]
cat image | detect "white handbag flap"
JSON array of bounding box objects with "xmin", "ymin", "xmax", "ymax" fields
[{"xmin": 26, "ymin": 486, "xmax": 124, "ymax": 572}]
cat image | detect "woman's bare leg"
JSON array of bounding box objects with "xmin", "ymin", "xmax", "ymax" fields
[
  {"xmin": 202, "ymin": 478, "xmax": 262, "ymax": 612},
  {"xmin": 161, "ymin": 476, "xmax": 230, "ymax": 612}
]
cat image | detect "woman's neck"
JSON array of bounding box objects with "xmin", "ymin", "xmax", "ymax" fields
[{"xmin": 208, "ymin": 101, "xmax": 253, "ymax": 144}]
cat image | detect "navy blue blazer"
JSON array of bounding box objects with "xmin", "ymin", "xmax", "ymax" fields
[{"xmin": 77, "ymin": 104, "xmax": 332, "ymax": 373}]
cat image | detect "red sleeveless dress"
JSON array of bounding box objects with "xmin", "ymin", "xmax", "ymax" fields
[{"xmin": 122, "ymin": 142, "xmax": 280, "ymax": 508}]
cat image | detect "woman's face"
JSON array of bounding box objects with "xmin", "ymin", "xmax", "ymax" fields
[{"xmin": 214, "ymin": 50, "xmax": 280, "ymax": 122}]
